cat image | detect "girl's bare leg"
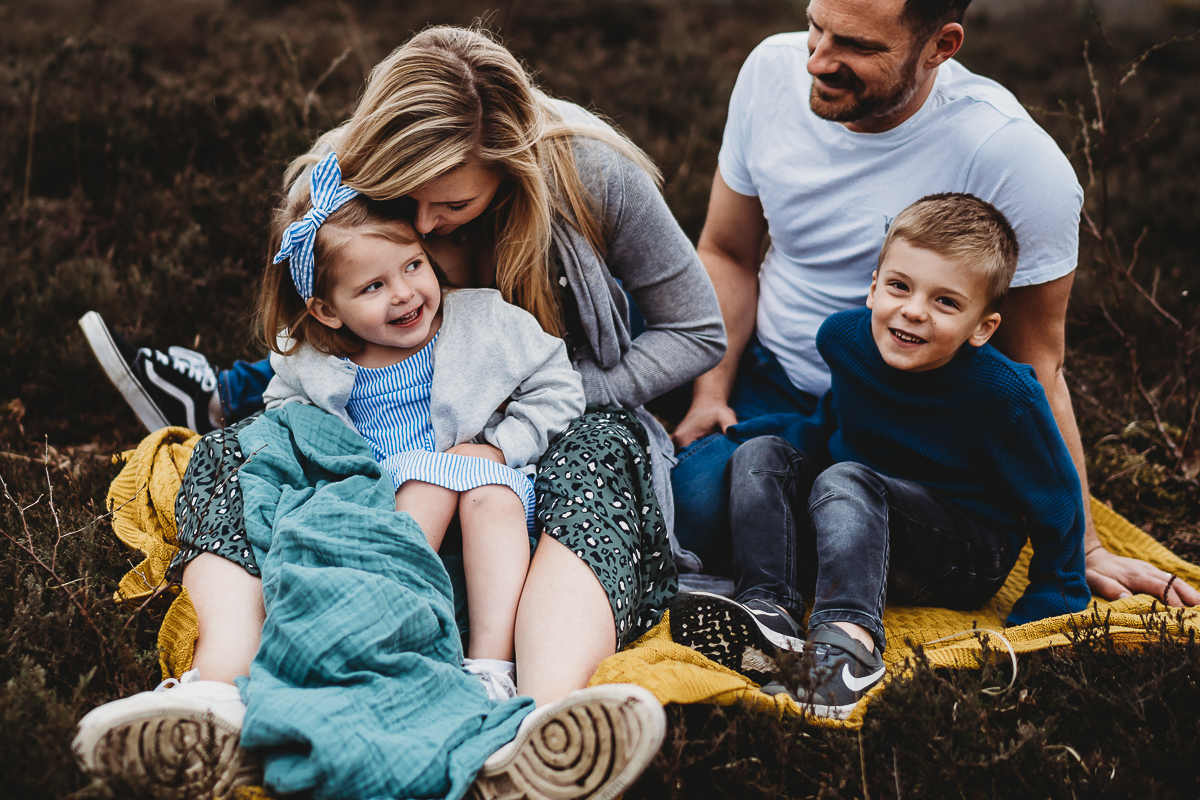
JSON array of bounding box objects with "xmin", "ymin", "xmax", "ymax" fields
[
  {"xmin": 458, "ymin": 485, "xmax": 531, "ymax": 662},
  {"xmin": 514, "ymin": 534, "xmax": 616, "ymax": 705},
  {"xmin": 395, "ymin": 480, "xmax": 458, "ymax": 550},
  {"xmin": 183, "ymin": 552, "xmax": 265, "ymax": 685}
]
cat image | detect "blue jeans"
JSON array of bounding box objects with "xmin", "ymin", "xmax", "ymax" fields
[
  {"xmin": 728, "ymin": 436, "xmax": 1018, "ymax": 652},
  {"xmin": 670, "ymin": 335, "xmax": 819, "ymax": 564},
  {"xmin": 217, "ymin": 359, "xmax": 274, "ymax": 423}
]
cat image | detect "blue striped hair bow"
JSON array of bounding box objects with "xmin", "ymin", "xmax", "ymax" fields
[{"xmin": 274, "ymin": 152, "xmax": 359, "ymax": 299}]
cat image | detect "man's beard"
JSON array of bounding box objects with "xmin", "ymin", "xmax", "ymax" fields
[{"xmin": 809, "ymin": 48, "xmax": 925, "ymax": 126}]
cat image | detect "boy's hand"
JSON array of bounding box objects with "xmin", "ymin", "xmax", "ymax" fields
[
  {"xmin": 1085, "ymin": 547, "xmax": 1200, "ymax": 607},
  {"xmin": 447, "ymin": 442, "xmax": 507, "ymax": 465}
]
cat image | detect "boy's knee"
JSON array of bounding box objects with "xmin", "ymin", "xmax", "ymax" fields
[
  {"xmin": 728, "ymin": 435, "xmax": 797, "ymax": 479},
  {"xmin": 809, "ymin": 462, "xmax": 886, "ymax": 507}
]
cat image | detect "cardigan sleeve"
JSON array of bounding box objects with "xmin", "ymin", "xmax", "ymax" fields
[
  {"xmin": 568, "ymin": 134, "xmax": 726, "ymax": 409},
  {"xmin": 477, "ymin": 301, "xmax": 586, "ymax": 469}
]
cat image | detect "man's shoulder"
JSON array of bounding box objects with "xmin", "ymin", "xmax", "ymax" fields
[
  {"xmin": 937, "ymin": 60, "xmax": 1034, "ymax": 125},
  {"xmin": 738, "ymin": 31, "xmax": 812, "ymax": 79},
  {"xmin": 753, "ymin": 30, "xmax": 810, "ymax": 54}
]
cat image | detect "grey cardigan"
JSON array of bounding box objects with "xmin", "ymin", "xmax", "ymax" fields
[
  {"xmin": 263, "ymin": 289, "xmax": 585, "ymax": 472},
  {"xmin": 548, "ymin": 100, "xmax": 726, "ymax": 569},
  {"xmin": 293, "ymin": 101, "xmax": 726, "ymax": 568}
]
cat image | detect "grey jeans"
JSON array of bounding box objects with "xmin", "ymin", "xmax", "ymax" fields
[{"xmin": 727, "ymin": 436, "xmax": 1018, "ymax": 652}]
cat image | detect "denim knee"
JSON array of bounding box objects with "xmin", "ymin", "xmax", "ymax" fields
[
  {"xmin": 728, "ymin": 435, "xmax": 797, "ymax": 479},
  {"xmin": 809, "ymin": 462, "xmax": 888, "ymax": 517}
]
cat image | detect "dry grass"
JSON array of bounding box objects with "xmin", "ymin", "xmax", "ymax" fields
[{"xmin": 3, "ymin": 1, "xmax": 1200, "ymax": 797}]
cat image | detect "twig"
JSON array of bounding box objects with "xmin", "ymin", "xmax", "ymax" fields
[
  {"xmin": 23, "ymin": 79, "xmax": 39, "ymax": 210},
  {"xmin": 303, "ymin": 48, "xmax": 352, "ymax": 126},
  {"xmin": 0, "ymin": 470, "xmax": 111, "ymax": 679}
]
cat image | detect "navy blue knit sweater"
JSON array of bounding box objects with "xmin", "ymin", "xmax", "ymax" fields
[{"xmin": 818, "ymin": 308, "xmax": 1090, "ymax": 625}]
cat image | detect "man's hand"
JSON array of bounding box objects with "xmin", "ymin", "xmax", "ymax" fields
[
  {"xmin": 446, "ymin": 442, "xmax": 507, "ymax": 465},
  {"xmin": 1086, "ymin": 546, "xmax": 1200, "ymax": 607},
  {"xmin": 671, "ymin": 400, "xmax": 739, "ymax": 449}
]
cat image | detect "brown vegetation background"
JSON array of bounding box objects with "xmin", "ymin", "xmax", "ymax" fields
[{"xmin": 2, "ymin": 1, "xmax": 1200, "ymax": 797}]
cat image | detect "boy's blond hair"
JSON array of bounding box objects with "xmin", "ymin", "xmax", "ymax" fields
[{"xmin": 878, "ymin": 192, "xmax": 1019, "ymax": 312}]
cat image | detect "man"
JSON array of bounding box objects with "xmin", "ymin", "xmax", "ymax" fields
[{"xmin": 670, "ymin": 0, "xmax": 1198, "ymax": 607}]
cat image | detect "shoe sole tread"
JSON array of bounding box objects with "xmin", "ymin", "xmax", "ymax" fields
[
  {"xmin": 669, "ymin": 593, "xmax": 802, "ymax": 682},
  {"xmin": 468, "ymin": 685, "xmax": 665, "ymax": 800}
]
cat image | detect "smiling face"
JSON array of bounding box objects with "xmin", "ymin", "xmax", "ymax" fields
[
  {"xmin": 866, "ymin": 239, "xmax": 1001, "ymax": 372},
  {"xmin": 805, "ymin": 0, "xmax": 957, "ymax": 133},
  {"xmin": 407, "ymin": 160, "xmax": 504, "ymax": 237},
  {"xmin": 308, "ymin": 229, "xmax": 443, "ymax": 368}
]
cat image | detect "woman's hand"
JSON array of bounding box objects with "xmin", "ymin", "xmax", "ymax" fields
[
  {"xmin": 447, "ymin": 442, "xmax": 507, "ymax": 465},
  {"xmin": 1086, "ymin": 546, "xmax": 1200, "ymax": 607}
]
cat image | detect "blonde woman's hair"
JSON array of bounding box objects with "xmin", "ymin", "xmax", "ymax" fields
[
  {"xmin": 879, "ymin": 192, "xmax": 1019, "ymax": 312},
  {"xmin": 284, "ymin": 25, "xmax": 661, "ymax": 336}
]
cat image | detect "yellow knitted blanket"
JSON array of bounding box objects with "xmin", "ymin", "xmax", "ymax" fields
[{"xmin": 109, "ymin": 430, "xmax": 1200, "ymax": 727}]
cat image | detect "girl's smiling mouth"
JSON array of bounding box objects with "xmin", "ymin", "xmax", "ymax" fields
[{"xmin": 388, "ymin": 307, "xmax": 423, "ymax": 326}]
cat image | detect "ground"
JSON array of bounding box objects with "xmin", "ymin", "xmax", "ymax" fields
[{"xmin": 2, "ymin": 1, "xmax": 1200, "ymax": 797}]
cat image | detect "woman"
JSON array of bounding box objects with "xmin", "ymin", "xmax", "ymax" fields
[{"xmin": 75, "ymin": 25, "xmax": 725, "ymax": 799}]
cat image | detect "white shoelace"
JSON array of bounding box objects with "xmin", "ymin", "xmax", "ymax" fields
[
  {"xmin": 166, "ymin": 346, "xmax": 218, "ymax": 392},
  {"xmin": 154, "ymin": 667, "xmax": 202, "ymax": 692}
]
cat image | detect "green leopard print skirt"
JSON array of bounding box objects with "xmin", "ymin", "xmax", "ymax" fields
[
  {"xmin": 535, "ymin": 407, "xmax": 678, "ymax": 648},
  {"xmin": 172, "ymin": 407, "xmax": 677, "ymax": 650}
]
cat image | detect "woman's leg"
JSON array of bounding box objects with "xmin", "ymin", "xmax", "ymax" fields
[
  {"xmin": 183, "ymin": 553, "xmax": 266, "ymax": 684},
  {"xmin": 458, "ymin": 485, "xmax": 531, "ymax": 662},
  {"xmin": 514, "ymin": 534, "xmax": 616, "ymax": 705},
  {"xmin": 395, "ymin": 480, "xmax": 458, "ymax": 550}
]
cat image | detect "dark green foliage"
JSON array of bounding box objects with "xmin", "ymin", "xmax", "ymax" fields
[
  {"xmin": 631, "ymin": 623, "xmax": 1200, "ymax": 799},
  {"xmin": 4, "ymin": 1, "xmax": 1200, "ymax": 797}
]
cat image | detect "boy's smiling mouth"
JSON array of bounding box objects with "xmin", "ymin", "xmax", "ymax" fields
[{"xmin": 889, "ymin": 328, "xmax": 926, "ymax": 344}]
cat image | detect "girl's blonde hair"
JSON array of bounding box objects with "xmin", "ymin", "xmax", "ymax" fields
[
  {"xmin": 284, "ymin": 25, "xmax": 661, "ymax": 336},
  {"xmin": 260, "ymin": 195, "xmax": 434, "ymax": 357}
]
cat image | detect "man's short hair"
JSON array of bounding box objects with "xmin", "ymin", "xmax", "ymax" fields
[
  {"xmin": 879, "ymin": 192, "xmax": 1019, "ymax": 312},
  {"xmin": 902, "ymin": 0, "xmax": 972, "ymax": 40}
]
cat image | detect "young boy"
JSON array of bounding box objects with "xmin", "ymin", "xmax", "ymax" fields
[{"xmin": 670, "ymin": 193, "xmax": 1091, "ymax": 719}]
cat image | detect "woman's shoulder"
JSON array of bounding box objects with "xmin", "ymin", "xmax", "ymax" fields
[{"xmin": 544, "ymin": 98, "xmax": 638, "ymax": 185}]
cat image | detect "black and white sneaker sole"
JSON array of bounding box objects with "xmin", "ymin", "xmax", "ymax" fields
[
  {"xmin": 78, "ymin": 311, "xmax": 169, "ymax": 432},
  {"xmin": 669, "ymin": 592, "xmax": 803, "ymax": 682},
  {"xmin": 468, "ymin": 684, "xmax": 665, "ymax": 800}
]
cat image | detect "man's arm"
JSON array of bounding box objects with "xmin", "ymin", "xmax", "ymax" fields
[
  {"xmin": 991, "ymin": 274, "xmax": 1200, "ymax": 607},
  {"xmin": 671, "ymin": 169, "xmax": 770, "ymax": 448}
]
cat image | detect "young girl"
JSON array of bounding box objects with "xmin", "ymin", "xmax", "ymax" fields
[{"xmin": 261, "ymin": 151, "xmax": 585, "ymax": 698}]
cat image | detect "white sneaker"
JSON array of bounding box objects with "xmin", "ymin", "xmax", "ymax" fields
[
  {"xmin": 470, "ymin": 684, "xmax": 666, "ymax": 800},
  {"xmin": 73, "ymin": 669, "xmax": 259, "ymax": 796},
  {"xmin": 463, "ymin": 658, "xmax": 519, "ymax": 701}
]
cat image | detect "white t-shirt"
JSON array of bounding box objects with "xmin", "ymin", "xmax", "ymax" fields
[{"xmin": 719, "ymin": 32, "xmax": 1084, "ymax": 398}]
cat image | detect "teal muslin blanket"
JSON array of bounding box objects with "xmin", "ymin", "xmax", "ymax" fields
[{"xmin": 235, "ymin": 404, "xmax": 532, "ymax": 800}]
